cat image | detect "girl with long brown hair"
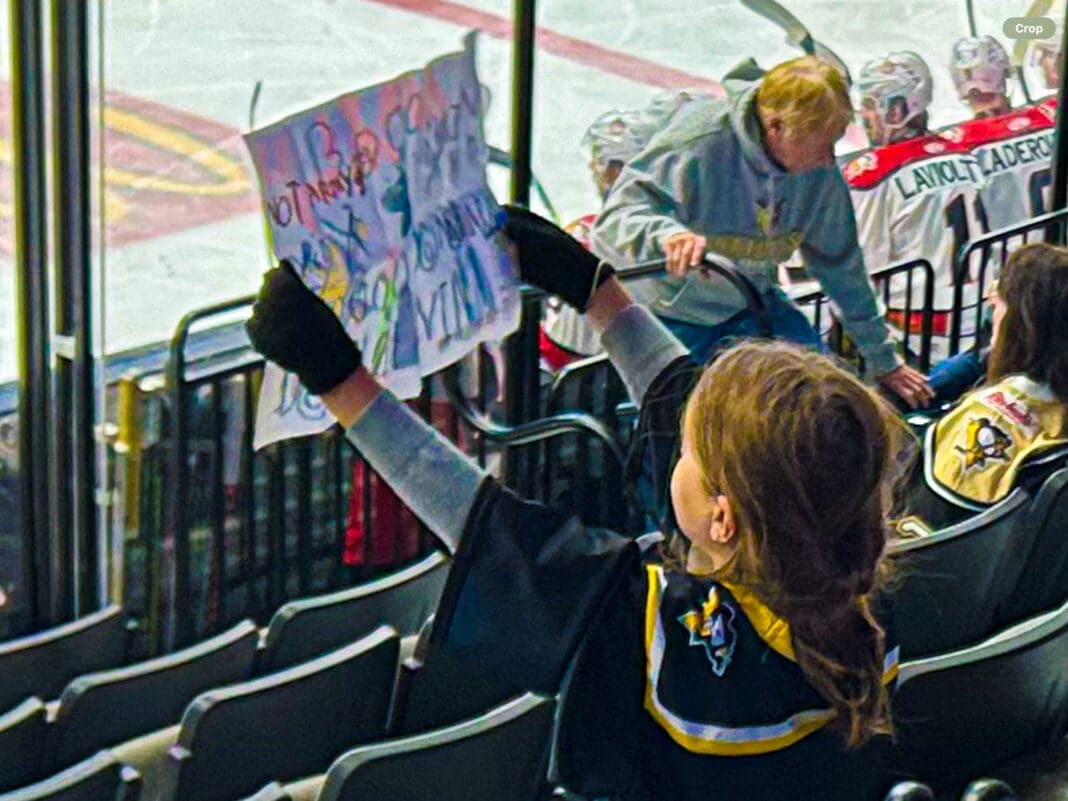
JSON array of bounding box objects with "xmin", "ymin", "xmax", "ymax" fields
[
  {"xmin": 905, "ymin": 242, "xmax": 1068, "ymax": 531},
  {"xmin": 246, "ymin": 206, "xmax": 908, "ymax": 800}
]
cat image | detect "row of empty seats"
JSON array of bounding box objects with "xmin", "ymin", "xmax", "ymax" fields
[
  {"xmin": 2, "ymin": 460, "xmax": 1067, "ymax": 799},
  {"xmin": 0, "ymin": 553, "xmax": 450, "ymax": 795}
]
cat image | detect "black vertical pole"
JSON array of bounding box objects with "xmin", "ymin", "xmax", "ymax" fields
[
  {"xmin": 52, "ymin": 0, "xmax": 97, "ymax": 617},
  {"xmin": 509, "ymin": 0, "xmax": 535, "ymax": 208},
  {"xmin": 1049, "ymin": 8, "xmax": 1068, "ymax": 241},
  {"xmin": 11, "ymin": 0, "xmax": 53, "ymax": 631},
  {"xmin": 504, "ymin": 0, "xmax": 539, "ymax": 489}
]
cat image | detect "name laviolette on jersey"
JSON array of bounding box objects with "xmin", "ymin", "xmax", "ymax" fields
[
  {"xmin": 893, "ymin": 152, "xmax": 985, "ymax": 201},
  {"xmin": 843, "ymin": 138, "xmax": 982, "ymax": 200}
]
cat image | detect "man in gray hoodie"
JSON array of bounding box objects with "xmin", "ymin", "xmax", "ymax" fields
[{"xmin": 592, "ymin": 56, "xmax": 932, "ymax": 408}]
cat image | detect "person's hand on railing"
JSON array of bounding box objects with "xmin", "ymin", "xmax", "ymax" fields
[
  {"xmin": 877, "ymin": 363, "xmax": 934, "ymax": 410},
  {"xmin": 246, "ymin": 260, "xmax": 360, "ymax": 396},
  {"xmin": 662, "ymin": 230, "xmax": 708, "ymax": 275},
  {"xmin": 502, "ymin": 205, "xmax": 615, "ymax": 311}
]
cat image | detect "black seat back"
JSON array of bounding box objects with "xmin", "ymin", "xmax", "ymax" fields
[
  {"xmin": 886, "ymin": 488, "xmax": 1036, "ymax": 659},
  {"xmin": 388, "ymin": 615, "xmax": 521, "ymax": 738},
  {"xmin": 543, "ymin": 355, "xmax": 631, "ymax": 530},
  {"xmin": 997, "ymin": 466, "xmax": 1068, "ymax": 625},
  {"xmin": 51, "ymin": 620, "xmax": 260, "ymax": 772},
  {"xmin": 260, "ymin": 553, "xmax": 448, "ymax": 672},
  {"xmin": 0, "ymin": 697, "xmax": 51, "ymax": 793},
  {"xmin": 0, "ymin": 751, "xmax": 141, "ymax": 801},
  {"xmin": 157, "ymin": 626, "xmax": 399, "ymax": 801},
  {"xmin": 389, "ymin": 647, "xmax": 521, "ymax": 737},
  {"xmin": 0, "ymin": 606, "xmax": 129, "ymax": 713},
  {"xmin": 891, "ymin": 597, "xmax": 1068, "ymax": 790},
  {"xmin": 319, "ymin": 694, "xmax": 555, "ymax": 801}
]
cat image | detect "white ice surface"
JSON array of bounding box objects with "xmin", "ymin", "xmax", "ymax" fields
[{"xmin": 0, "ymin": 0, "xmax": 1061, "ymax": 382}]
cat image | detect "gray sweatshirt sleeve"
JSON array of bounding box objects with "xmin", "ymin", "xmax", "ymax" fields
[
  {"xmin": 599, "ymin": 303, "xmax": 691, "ymax": 404},
  {"xmin": 801, "ymin": 170, "xmax": 903, "ymax": 377},
  {"xmin": 343, "ymin": 392, "xmax": 488, "ymax": 555},
  {"xmin": 591, "ymin": 140, "xmax": 693, "ymax": 266},
  {"xmin": 340, "ymin": 306, "xmax": 686, "ymax": 554}
]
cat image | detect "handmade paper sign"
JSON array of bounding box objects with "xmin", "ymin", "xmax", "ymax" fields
[{"xmin": 244, "ymin": 38, "xmax": 519, "ymax": 449}]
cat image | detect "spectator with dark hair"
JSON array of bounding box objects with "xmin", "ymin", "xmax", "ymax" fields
[{"xmin": 901, "ymin": 242, "xmax": 1068, "ymax": 533}]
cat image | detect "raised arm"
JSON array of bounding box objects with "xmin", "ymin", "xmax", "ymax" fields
[
  {"xmin": 505, "ymin": 205, "xmax": 690, "ymax": 406},
  {"xmin": 244, "ymin": 210, "xmax": 690, "ymax": 557},
  {"xmin": 245, "ymin": 262, "xmax": 485, "ymax": 555},
  {"xmin": 245, "ymin": 214, "xmax": 674, "ymax": 692}
]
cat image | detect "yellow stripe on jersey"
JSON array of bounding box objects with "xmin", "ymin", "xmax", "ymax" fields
[
  {"xmin": 643, "ymin": 565, "xmax": 835, "ymax": 755},
  {"xmin": 642, "ymin": 566, "xmax": 900, "ymax": 756}
]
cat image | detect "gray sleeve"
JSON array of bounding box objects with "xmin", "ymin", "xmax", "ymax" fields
[
  {"xmin": 343, "ymin": 392, "xmax": 488, "ymax": 555},
  {"xmin": 600, "ymin": 303, "xmax": 690, "ymax": 404},
  {"xmin": 590, "ymin": 142, "xmax": 692, "ymax": 266},
  {"xmin": 800, "ymin": 171, "xmax": 902, "ymax": 377}
]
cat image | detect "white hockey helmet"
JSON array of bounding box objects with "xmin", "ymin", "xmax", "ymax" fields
[
  {"xmin": 581, "ymin": 109, "xmax": 657, "ymax": 168},
  {"xmin": 1028, "ymin": 20, "xmax": 1063, "ymax": 91},
  {"xmin": 856, "ymin": 51, "xmax": 933, "ymax": 136},
  {"xmin": 950, "ymin": 36, "xmax": 1011, "ymax": 100}
]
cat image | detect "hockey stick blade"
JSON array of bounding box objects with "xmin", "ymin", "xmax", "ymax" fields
[{"xmin": 738, "ymin": 0, "xmax": 815, "ymax": 53}]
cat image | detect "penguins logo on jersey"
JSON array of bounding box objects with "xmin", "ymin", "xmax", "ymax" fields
[
  {"xmin": 677, "ymin": 586, "xmax": 738, "ymax": 677},
  {"xmin": 955, "ymin": 417, "xmax": 1013, "ymax": 469}
]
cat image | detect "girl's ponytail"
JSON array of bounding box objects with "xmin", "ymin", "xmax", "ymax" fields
[{"xmin": 684, "ymin": 342, "xmax": 912, "ymax": 749}]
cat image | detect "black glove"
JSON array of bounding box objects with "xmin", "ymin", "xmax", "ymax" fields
[
  {"xmin": 246, "ymin": 260, "xmax": 361, "ymax": 395},
  {"xmin": 502, "ymin": 205, "xmax": 615, "ymax": 311}
]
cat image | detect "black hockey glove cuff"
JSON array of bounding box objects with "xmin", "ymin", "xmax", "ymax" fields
[
  {"xmin": 246, "ymin": 260, "xmax": 361, "ymax": 396},
  {"xmin": 502, "ymin": 205, "xmax": 615, "ymax": 311}
]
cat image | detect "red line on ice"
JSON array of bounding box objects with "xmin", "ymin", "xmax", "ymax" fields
[{"xmin": 365, "ymin": 0, "xmax": 726, "ymax": 95}]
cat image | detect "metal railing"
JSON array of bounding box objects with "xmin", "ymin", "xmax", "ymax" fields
[
  {"xmin": 792, "ymin": 258, "xmax": 935, "ymax": 373},
  {"xmin": 100, "ymin": 222, "xmax": 1068, "ymax": 651},
  {"xmin": 119, "ymin": 285, "xmax": 638, "ymax": 652},
  {"xmin": 949, "ymin": 207, "xmax": 1068, "ymax": 356}
]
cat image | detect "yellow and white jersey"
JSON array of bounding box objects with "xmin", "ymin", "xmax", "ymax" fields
[{"xmin": 928, "ymin": 374, "xmax": 1068, "ymax": 507}]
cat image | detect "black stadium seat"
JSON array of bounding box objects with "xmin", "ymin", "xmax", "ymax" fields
[
  {"xmin": 0, "ymin": 751, "xmax": 142, "ymax": 801},
  {"xmin": 387, "ymin": 613, "xmax": 521, "ymax": 738},
  {"xmin": 890, "ymin": 597, "xmax": 1068, "ymax": 791},
  {"xmin": 0, "ymin": 606, "xmax": 130, "ymax": 714},
  {"xmin": 259, "ymin": 552, "xmax": 448, "ymax": 673},
  {"xmin": 156, "ymin": 626, "xmax": 399, "ymax": 801},
  {"xmin": 885, "ymin": 488, "xmax": 1037, "ymax": 659},
  {"xmin": 317, "ymin": 694, "xmax": 555, "ymax": 801},
  {"xmin": 0, "ymin": 697, "xmax": 51, "ymax": 793},
  {"xmin": 49, "ymin": 619, "xmax": 260, "ymax": 773},
  {"xmin": 996, "ymin": 466, "xmax": 1068, "ymax": 625}
]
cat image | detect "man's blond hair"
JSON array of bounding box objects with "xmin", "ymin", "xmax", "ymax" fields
[{"xmin": 756, "ymin": 56, "xmax": 853, "ymax": 141}]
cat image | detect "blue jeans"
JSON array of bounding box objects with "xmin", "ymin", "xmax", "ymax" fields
[
  {"xmin": 660, "ymin": 289, "xmax": 822, "ymax": 365},
  {"xmin": 928, "ymin": 349, "xmax": 985, "ymax": 406}
]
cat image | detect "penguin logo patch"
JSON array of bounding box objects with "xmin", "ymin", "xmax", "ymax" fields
[
  {"xmin": 955, "ymin": 417, "xmax": 1013, "ymax": 469},
  {"xmin": 677, "ymin": 587, "xmax": 738, "ymax": 677}
]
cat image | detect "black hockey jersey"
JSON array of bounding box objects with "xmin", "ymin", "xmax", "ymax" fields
[{"xmin": 424, "ymin": 360, "xmax": 898, "ymax": 801}]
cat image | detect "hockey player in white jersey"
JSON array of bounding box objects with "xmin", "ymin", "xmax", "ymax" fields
[
  {"xmin": 941, "ymin": 36, "xmax": 1057, "ymax": 228},
  {"xmin": 1024, "ymin": 22, "xmax": 1063, "ymax": 97},
  {"xmin": 842, "ymin": 51, "xmax": 987, "ymax": 362}
]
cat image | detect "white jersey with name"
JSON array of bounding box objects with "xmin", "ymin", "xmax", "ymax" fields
[
  {"xmin": 844, "ymin": 134, "xmax": 987, "ymax": 313},
  {"xmin": 939, "ymin": 97, "xmax": 1057, "ymax": 231}
]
